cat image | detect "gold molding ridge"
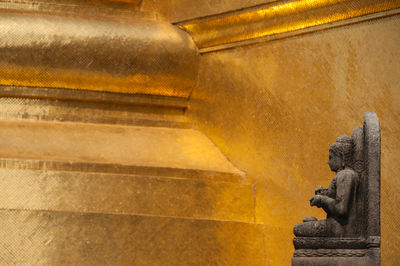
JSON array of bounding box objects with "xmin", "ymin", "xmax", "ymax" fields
[
  {"xmin": 176, "ymin": 0, "xmax": 400, "ymax": 53},
  {"xmin": 0, "ymin": 85, "xmax": 189, "ymax": 109}
]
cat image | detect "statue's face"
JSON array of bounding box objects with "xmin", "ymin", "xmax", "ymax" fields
[{"xmin": 328, "ymin": 150, "xmax": 342, "ymax": 172}]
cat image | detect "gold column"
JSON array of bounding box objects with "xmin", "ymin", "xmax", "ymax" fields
[{"xmin": 0, "ymin": 1, "xmax": 200, "ymax": 97}]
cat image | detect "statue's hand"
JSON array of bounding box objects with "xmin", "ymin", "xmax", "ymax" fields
[
  {"xmin": 315, "ymin": 186, "xmax": 327, "ymax": 195},
  {"xmin": 310, "ymin": 195, "xmax": 323, "ymax": 208}
]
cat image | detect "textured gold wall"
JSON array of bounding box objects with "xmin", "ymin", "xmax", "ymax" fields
[{"xmin": 187, "ymin": 15, "xmax": 400, "ymax": 265}]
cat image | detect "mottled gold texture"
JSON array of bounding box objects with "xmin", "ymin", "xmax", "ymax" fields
[
  {"xmin": 177, "ymin": 0, "xmax": 400, "ymax": 52},
  {"xmin": 187, "ymin": 15, "xmax": 400, "ymax": 265},
  {"xmin": 0, "ymin": 119, "xmax": 243, "ymax": 179},
  {"xmin": 0, "ymin": 169, "xmax": 255, "ymax": 222},
  {"xmin": 0, "ymin": 209, "xmax": 265, "ymax": 265},
  {"xmin": 0, "ymin": 90, "xmax": 264, "ymax": 264},
  {"xmin": 0, "ymin": 11, "xmax": 200, "ymax": 97}
]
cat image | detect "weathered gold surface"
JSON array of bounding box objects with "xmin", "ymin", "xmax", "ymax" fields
[
  {"xmin": 177, "ymin": 0, "xmax": 400, "ymax": 52},
  {"xmin": 187, "ymin": 15, "xmax": 400, "ymax": 265},
  {"xmin": 0, "ymin": 11, "xmax": 199, "ymax": 97},
  {"xmin": 0, "ymin": 92, "xmax": 263, "ymax": 263},
  {"xmin": 0, "ymin": 119, "xmax": 243, "ymax": 178},
  {"xmin": 0, "ymin": 209, "xmax": 265, "ymax": 265},
  {"xmin": 0, "ymin": 168, "xmax": 255, "ymax": 222}
]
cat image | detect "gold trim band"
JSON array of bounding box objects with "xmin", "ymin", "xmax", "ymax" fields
[{"xmin": 177, "ymin": 0, "xmax": 400, "ymax": 53}]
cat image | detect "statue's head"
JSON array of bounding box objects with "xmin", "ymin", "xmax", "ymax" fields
[{"xmin": 328, "ymin": 135, "xmax": 354, "ymax": 172}]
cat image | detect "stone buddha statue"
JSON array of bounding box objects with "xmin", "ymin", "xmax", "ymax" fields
[
  {"xmin": 292, "ymin": 113, "xmax": 381, "ymax": 265},
  {"xmin": 294, "ymin": 135, "xmax": 361, "ymax": 237}
]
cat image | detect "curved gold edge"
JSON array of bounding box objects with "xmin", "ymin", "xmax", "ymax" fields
[
  {"xmin": 0, "ymin": 12, "xmax": 199, "ymax": 98},
  {"xmin": 177, "ymin": 0, "xmax": 400, "ymax": 52},
  {"xmin": 0, "ymin": 85, "xmax": 189, "ymax": 109},
  {"xmin": 0, "ymin": 67, "xmax": 194, "ymax": 98}
]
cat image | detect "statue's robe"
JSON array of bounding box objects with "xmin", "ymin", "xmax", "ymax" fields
[
  {"xmin": 294, "ymin": 167, "xmax": 360, "ymax": 237},
  {"xmin": 323, "ymin": 168, "xmax": 360, "ymax": 237}
]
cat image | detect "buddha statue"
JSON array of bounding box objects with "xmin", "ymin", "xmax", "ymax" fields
[
  {"xmin": 292, "ymin": 113, "xmax": 381, "ymax": 265},
  {"xmin": 294, "ymin": 135, "xmax": 361, "ymax": 237}
]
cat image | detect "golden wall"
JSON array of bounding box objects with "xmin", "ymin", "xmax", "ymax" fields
[{"xmin": 187, "ymin": 15, "xmax": 400, "ymax": 265}]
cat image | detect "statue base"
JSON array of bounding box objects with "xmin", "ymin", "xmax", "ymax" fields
[
  {"xmin": 293, "ymin": 256, "xmax": 367, "ymax": 266},
  {"xmin": 292, "ymin": 237, "xmax": 380, "ymax": 266}
]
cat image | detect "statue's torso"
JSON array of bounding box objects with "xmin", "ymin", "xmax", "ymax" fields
[{"xmin": 326, "ymin": 168, "xmax": 360, "ymax": 237}]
